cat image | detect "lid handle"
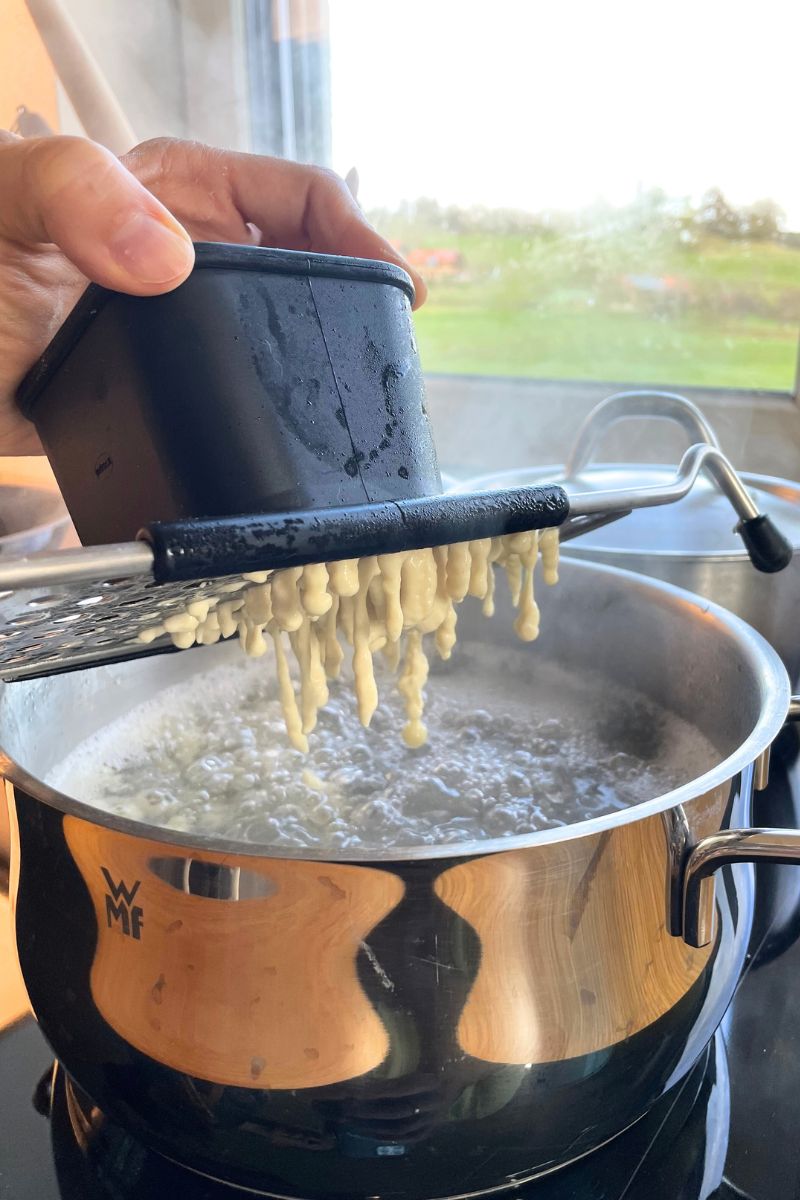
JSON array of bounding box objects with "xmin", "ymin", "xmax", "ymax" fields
[{"xmin": 564, "ymin": 390, "xmax": 721, "ymax": 478}]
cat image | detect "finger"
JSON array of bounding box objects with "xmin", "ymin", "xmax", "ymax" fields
[
  {"xmin": 232, "ymin": 158, "xmax": 429, "ymax": 308},
  {"xmin": 0, "ymin": 136, "xmax": 194, "ymax": 294},
  {"xmin": 127, "ymin": 139, "xmax": 427, "ymax": 308}
]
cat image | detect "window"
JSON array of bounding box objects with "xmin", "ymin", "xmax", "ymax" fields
[
  {"xmin": 244, "ymin": 0, "xmax": 331, "ymax": 164},
  {"xmin": 327, "ymin": 0, "xmax": 800, "ymax": 394}
]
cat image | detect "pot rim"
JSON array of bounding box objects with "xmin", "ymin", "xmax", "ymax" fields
[{"xmin": 0, "ymin": 559, "xmax": 790, "ymax": 863}]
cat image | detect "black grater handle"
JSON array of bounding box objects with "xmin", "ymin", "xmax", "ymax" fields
[
  {"xmin": 142, "ymin": 486, "xmax": 571, "ymax": 584},
  {"xmin": 736, "ymin": 514, "xmax": 795, "ymax": 574}
]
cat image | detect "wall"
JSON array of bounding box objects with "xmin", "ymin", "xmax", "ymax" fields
[
  {"xmin": 0, "ymin": 0, "xmax": 60, "ymax": 131},
  {"xmin": 53, "ymin": 0, "xmax": 249, "ymax": 150},
  {"xmin": 55, "ymin": 0, "xmax": 187, "ymax": 142}
]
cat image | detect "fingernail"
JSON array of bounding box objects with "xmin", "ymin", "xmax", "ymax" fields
[{"xmin": 110, "ymin": 210, "xmax": 194, "ymax": 283}]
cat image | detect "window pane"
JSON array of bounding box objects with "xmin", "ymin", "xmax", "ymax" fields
[{"xmin": 330, "ymin": 0, "xmax": 800, "ymax": 391}]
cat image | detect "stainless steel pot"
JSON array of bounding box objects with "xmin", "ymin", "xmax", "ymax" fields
[
  {"xmin": 0, "ymin": 477, "xmax": 72, "ymax": 559},
  {"xmin": 4, "ymin": 559, "xmax": 800, "ymax": 1199},
  {"xmin": 0, "ymin": 477, "xmax": 73, "ymax": 863},
  {"xmin": 453, "ymin": 392, "xmax": 800, "ymax": 685}
]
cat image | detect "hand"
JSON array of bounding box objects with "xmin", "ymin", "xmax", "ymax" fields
[{"xmin": 0, "ymin": 134, "xmax": 427, "ymax": 456}]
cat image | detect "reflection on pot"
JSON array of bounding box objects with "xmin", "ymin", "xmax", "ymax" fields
[
  {"xmin": 64, "ymin": 817, "xmax": 405, "ymax": 1090},
  {"xmin": 435, "ymin": 812, "xmax": 716, "ymax": 1066},
  {"xmin": 60, "ymin": 792, "xmax": 729, "ymax": 1095}
]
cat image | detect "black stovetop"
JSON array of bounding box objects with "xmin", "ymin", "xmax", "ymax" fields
[{"xmin": 3, "ymin": 734, "xmax": 800, "ymax": 1200}]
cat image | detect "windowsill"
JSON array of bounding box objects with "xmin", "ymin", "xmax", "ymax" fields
[
  {"xmin": 426, "ymin": 372, "xmax": 797, "ymax": 406},
  {"xmin": 424, "ymin": 373, "xmax": 800, "ymax": 481}
]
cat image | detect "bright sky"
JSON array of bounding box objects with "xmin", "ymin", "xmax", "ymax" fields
[{"xmin": 330, "ymin": 0, "xmax": 800, "ymax": 227}]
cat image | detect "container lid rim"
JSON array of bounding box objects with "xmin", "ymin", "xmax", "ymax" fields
[{"xmin": 15, "ymin": 242, "xmax": 415, "ymax": 417}]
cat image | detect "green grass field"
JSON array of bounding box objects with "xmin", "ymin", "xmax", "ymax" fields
[
  {"xmin": 413, "ymin": 308, "xmax": 799, "ymax": 389},
  {"xmin": 378, "ymin": 221, "xmax": 800, "ymax": 391}
]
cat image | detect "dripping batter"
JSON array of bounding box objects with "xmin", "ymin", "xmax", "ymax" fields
[{"xmin": 139, "ymin": 530, "xmax": 560, "ymax": 749}]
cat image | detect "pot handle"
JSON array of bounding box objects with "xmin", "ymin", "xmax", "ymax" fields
[
  {"xmin": 564, "ymin": 390, "xmax": 721, "ymax": 478},
  {"xmin": 681, "ymin": 698, "xmax": 800, "ymax": 948}
]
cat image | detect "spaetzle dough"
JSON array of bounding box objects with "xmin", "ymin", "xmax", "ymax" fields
[{"xmin": 139, "ymin": 530, "xmax": 560, "ymax": 749}]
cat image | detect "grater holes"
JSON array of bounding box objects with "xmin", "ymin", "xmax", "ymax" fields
[
  {"xmin": 0, "ymin": 568, "xmax": 239, "ymax": 676},
  {"xmin": 27, "ymin": 594, "xmax": 68, "ymax": 609}
]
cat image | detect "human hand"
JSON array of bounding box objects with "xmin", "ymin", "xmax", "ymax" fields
[{"xmin": 0, "ymin": 133, "xmax": 426, "ymax": 455}]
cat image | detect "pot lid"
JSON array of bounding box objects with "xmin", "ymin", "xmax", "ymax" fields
[{"xmin": 453, "ymin": 464, "xmax": 800, "ymax": 557}]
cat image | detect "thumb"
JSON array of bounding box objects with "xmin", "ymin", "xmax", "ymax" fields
[{"xmin": 0, "ymin": 134, "xmax": 194, "ymax": 294}]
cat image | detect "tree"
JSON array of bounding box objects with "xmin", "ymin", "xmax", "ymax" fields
[
  {"xmin": 697, "ymin": 188, "xmax": 743, "ymax": 238},
  {"xmin": 410, "ymin": 197, "xmax": 444, "ymax": 230},
  {"xmin": 740, "ymin": 198, "xmax": 785, "ymax": 241}
]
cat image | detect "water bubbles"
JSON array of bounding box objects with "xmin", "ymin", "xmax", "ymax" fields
[{"xmin": 48, "ymin": 648, "xmax": 709, "ymax": 852}]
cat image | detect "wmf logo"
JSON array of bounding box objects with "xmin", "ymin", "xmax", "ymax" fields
[{"xmin": 101, "ymin": 867, "xmax": 144, "ymax": 940}]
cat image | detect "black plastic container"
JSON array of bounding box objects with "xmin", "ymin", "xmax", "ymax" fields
[{"xmin": 17, "ymin": 244, "xmax": 441, "ymax": 546}]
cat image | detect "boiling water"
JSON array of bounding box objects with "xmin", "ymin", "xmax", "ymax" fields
[{"xmin": 48, "ymin": 644, "xmax": 719, "ymax": 850}]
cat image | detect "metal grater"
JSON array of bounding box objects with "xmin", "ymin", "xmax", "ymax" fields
[
  {"xmin": 0, "ymin": 502, "xmax": 589, "ymax": 682},
  {"xmin": 0, "ymin": 434, "xmax": 790, "ymax": 684},
  {"xmin": 0, "ymin": 543, "xmax": 201, "ymax": 680},
  {"xmin": 0, "ymin": 484, "xmax": 578, "ymax": 681}
]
